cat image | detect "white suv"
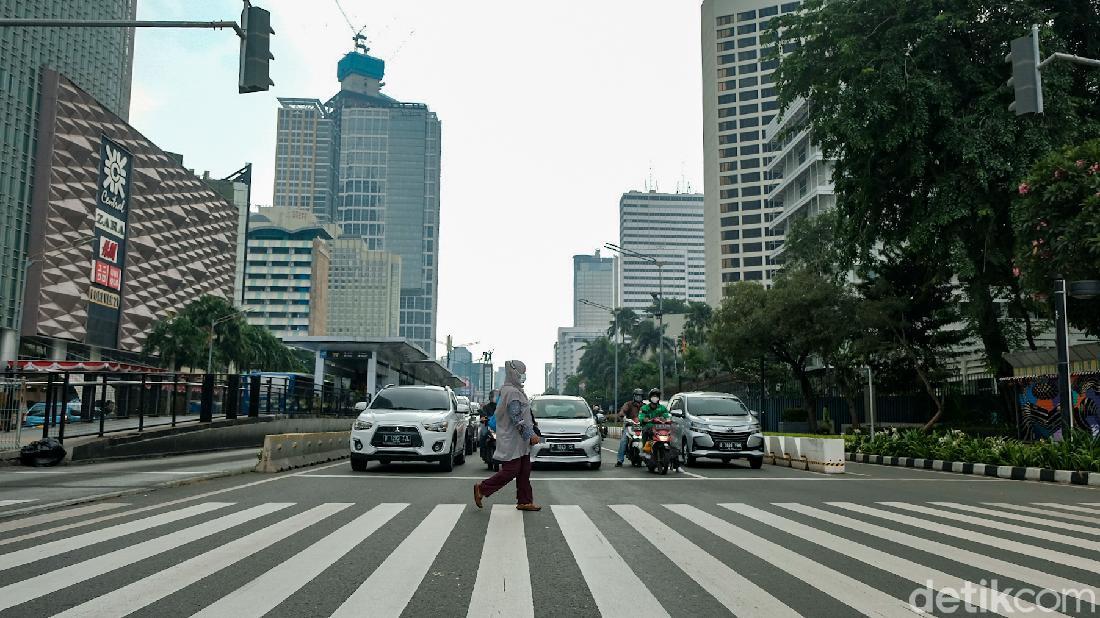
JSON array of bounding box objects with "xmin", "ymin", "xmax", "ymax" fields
[
  {"xmin": 349, "ymin": 385, "xmax": 469, "ymax": 472},
  {"xmin": 528, "ymin": 395, "xmax": 603, "ymax": 470}
]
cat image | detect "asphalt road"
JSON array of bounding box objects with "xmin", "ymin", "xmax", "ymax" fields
[{"xmin": 0, "ymin": 445, "xmax": 1098, "ymax": 617}]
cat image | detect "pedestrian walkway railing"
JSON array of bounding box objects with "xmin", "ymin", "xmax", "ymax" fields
[{"xmin": 1, "ymin": 369, "xmax": 365, "ymax": 445}]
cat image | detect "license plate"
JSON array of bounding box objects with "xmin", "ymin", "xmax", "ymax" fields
[
  {"xmin": 718, "ymin": 441, "xmax": 742, "ymax": 451},
  {"xmin": 382, "ymin": 434, "xmax": 411, "ymax": 445},
  {"xmin": 550, "ymin": 443, "xmax": 574, "ymax": 453}
]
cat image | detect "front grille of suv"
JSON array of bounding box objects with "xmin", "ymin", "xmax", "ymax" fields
[{"xmin": 705, "ymin": 430, "xmax": 753, "ymax": 443}]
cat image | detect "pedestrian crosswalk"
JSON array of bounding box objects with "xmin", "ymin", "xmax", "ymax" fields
[
  {"xmin": 0, "ymin": 499, "xmax": 1099, "ymax": 617},
  {"xmin": 0, "ymin": 499, "xmax": 33, "ymax": 507}
]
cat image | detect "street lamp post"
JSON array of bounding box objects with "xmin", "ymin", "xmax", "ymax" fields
[
  {"xmin": 604, "ymin": 242, "xmax": 666, "ymax": 397},
  {"xmin": 579, "ymin": 298, "xmax": 618, "ymax": 413},
  {"xmin": 207, "ymin": 312, "xmax": 243, "ymax": 375}
]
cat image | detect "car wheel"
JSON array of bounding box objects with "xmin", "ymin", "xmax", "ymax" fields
[
  {"xmin": 438, "ymin": 441, "xmax": 455, "ymax": 472},
  {"xmin": 749, "ymin": 456, "xmax": 764, "ymax": 469},
  {"xmin": 589, "ymin": 461, "xmax": 602, "ymax": 471},
  {"xmin": 350, "ymin": 458, "xmax": 367, "ymax": 472}
]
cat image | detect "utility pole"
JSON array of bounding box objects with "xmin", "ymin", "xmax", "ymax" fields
[
  {"xmin": 579, "ymin": 298, "xmax": 618, "ymax": 413},
  {"xmin": 604, "ymin": 242, "xmax": 666, "ymax": 397},
  {"xmin": 1005, "ymin": 24, "xmax": 1100, "ymax": 115}
]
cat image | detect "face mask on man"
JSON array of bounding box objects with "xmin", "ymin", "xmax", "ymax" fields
[
  {"xmin": 650, "ymin": 396, "xmax": 659, "ymax": 404},
  {"xmin": 519, "ymin": 373, "xmax": 527, "ymax": 384}
]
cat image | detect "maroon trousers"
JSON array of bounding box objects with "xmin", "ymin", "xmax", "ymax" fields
[{"xmin": 480, "ymin": 455, "xmax": 533, "ymax": 504}]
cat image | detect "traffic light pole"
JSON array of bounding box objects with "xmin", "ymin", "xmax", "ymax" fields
[
  {"xmin": 1007, "ymin": 24, "xmax": 1100, "ymax": 115},
  {"xmin": 0, "ymin": 19, "xmax": 244, "ymax": 37}
]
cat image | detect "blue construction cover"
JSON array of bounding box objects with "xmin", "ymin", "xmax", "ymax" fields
[{"xmin": 337, "ymin": 51, "xmax": 385, "ymax": 82}]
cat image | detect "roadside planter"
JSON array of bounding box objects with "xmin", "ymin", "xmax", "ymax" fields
[{"xmin": 766, "ymin": 436, "xmax": 845, "ymax": 474}]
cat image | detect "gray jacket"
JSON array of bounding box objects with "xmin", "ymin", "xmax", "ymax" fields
[{"xmin": 493, "ymin": 398, "xmax": 535, "ymax": 462}]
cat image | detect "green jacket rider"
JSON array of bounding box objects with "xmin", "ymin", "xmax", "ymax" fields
[{"xmin": 638, "ymin": 388, "xmax": 670, "ymax": 426}]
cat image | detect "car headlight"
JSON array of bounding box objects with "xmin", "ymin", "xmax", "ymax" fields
[
  {"xmin": 690, "ymin": 422, "xmax": 709, "ymax": 432},
  {"xmin": 353, "ymin": 419, "xmax": 373, "ymax": 431},
  {"xmin": 585, "ymin": 425, "xmax": 599, "ymax": 438},
  {"xmin": 423, "ymin": 421, "xmax": 448, "ymax": 432}
]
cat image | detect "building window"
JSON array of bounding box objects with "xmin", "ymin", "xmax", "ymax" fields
[
  {"xmin": 744, "ymin": 242, "xmax": 763, "ymax": 253},
  {"xmin": 760, "ymin": 6, "xmax": 778, "ymax": 17},
  {"xmin": 722, "ymin": 272, "xmax": 742, "ymax": 283},
  {"xmin": 744, "ymin": 271, "xmax": 764, "ymax": 281},
  {"xmin": 721, "ymin": 230, "xmax": 740, "ymax": 241},
  {"xmin": 739, "ymin": 103, "xmax": 759, "ymax": 115},
  {"xmin": 721, "ymin": 216, "xmax": 740, "ymax": 227},
  {"xmin": 744, "ymin": 256, "xmax": 763, "ymax": 267},
  {"xmin": 743, "ymin": 228, "xmax": 762, "ymax": 239},
  {"xmin": 741, "ymin": 200, "xmax": 762, "ymax": 211},
  {"xmin": 737, "ymin": 23, "xmax": 757, "ymax": 35},
  {"xmin": 717, "ymin": 14, "xmax": 734, "ymax": 26},
  {"xmin": 740, "ymin": 172, "xmax": 761, "ymax": 183},
  {"xmin": 738, "ymin": 50, "xmax": 758, "ymax": 62},
  {"xmin": 740, "ymin": 130, "xmax": 760, "ymax": 141},
  {"xmin": 718, "ymin": 94, "xmax": 737, "ymax": 105},
  {"xmin": 737, "ymin": 9, "xmax": 757, "ymax": 20},
  {"xmin": 722, "ymin": 244, "xmax": 740, "ymax": 255},
  {"xmin": 782, "ymin": 2, "xmax": 802, "ymax": 13}
]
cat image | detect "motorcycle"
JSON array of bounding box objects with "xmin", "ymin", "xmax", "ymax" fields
[
  {"xmin": 641, "ymin": 418, "xmax": 673, "ymax": 475},
  {"xmin": 480, "ymin": 427, "xmax": 499, "ymax": 471},
  {"xmin": 624, "ymin": 419, "xmax": 643, "ymax": 467}
]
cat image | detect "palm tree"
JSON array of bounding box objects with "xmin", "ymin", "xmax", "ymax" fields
[
  {"xmin": 631, "ymin": 320, "xmax": 673, "ymax": 359},
  {"xmin": 608, "ymin": 308, "xmax": 639, "ymax": 341},
  {"xmin": 683, "ymin": 301, "xmax": 714, "ymax": 346}
]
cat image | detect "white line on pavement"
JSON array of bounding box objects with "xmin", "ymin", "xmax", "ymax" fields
[
  {"xmin": 830, "ymin": 502, "xmax": 1100, "ymax": 573},
  {"xmin": 193, "ymin": 502, "xmax": 407, "ymax": 618},
  {"xmin": 984, "ymin": 503, "xmax": 1100, "ymax": 524},
  {"xmin": 669, "ymin": 504, "xmax": 918, "ymax": 617},
  {"xmin": 930, "ymin": 502, "xmax": 1100, "ymax": 537},
  {"xmin": 0, "ymin": 502, "xmax": 291, "ymax": 612},
  {"xmin": 883, "ymin": 502, "xmax": 1100, "ymax": 551},
  {"xmin": 333, "ymin": 504, "xmax": 465, "ymax": 618},
  {"xmin": 732, "ymin": 503, "xmax": 1070, "ymax": 617},
  {"xmin": 0, "ymin": 502, "xmax": 126, "ymax": 534},
  {"xmin": 1035, "ymin": 503, "xmax": 1100, "ymax": 517},
  {"xmin": 53, "ymin": 503, "xmax": 351, "ymax": 618},
  {"xmin": 552, "ymin": 505, "xmax": 667, "ymax": 618},
  {"xmin": 294, "ymin": 473, "xmax": 1004, "ymax": 482},
  {"xmin": 466, "ymin": 505, "xmax": 534, "ymax": 618},
  {"xmin": 773, "ymin": 502, "xmax": 1100, "ymax": 608},
  {"xmin": 0, "ymin": 500, "xmax": 34, "ymax": 506},
  {"xmin": 0, "ymin": 502, "xmax": 233, "ymax": 571},
  {"xmin": 611, "ymin": 504, "xmax": 798, "ymax": 617}
]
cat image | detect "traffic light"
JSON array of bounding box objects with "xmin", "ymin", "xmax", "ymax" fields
[
  {"xmin": 1005, "ymin": 30, "xmax": 1042, "ymax": 115},
  {"xmin": 239, "ymin": 5, "xmax": 274, "ymax": 93}
]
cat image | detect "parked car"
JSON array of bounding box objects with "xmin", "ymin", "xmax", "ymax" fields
[
  {"xmin": 23, "ymin": 401, "xmax": 83, "ymax": 428},
  {"xmin": 456, "ymin": 396, "xmax": 477, "ymax": 455},
  {"xmin": 349, "ymin": 385, "xmax": 469, "ymax": 472},
  {"xmin": 669, "ymin": 392, "xmax": 764, "ymax": 468},
  {"xmin": 528, "ymin": 395, "xmax": 603, "ymax": 469}
]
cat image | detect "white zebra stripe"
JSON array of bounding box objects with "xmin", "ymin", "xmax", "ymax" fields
[
  {"xmin": 0, "ymin": 502, "xmax": 126, "ymax": 534},
  {"xmin": 1035, "ymin": 503, "xmax": 1100, "ymax": 517},
  {"xmin": 985, "ymin": 502, "xmax": 1100, "ymax": 525},
  {"xmin": 730, "ymin": 503, "xmax": 1071, "ymax": 617},
  {"xmin": 932, "ymin": 502, "xmax": 1100, "ymax": 536},
  {"xmin": 465, "ymin": 505, "xmax": 534, "ymax": 618},
  {"xmin": 332, "ymin": 504, "xmax": 465, "ymax": 618},
  {"xmin": 0, "ymin": 501, "xmax": 232, "ymax": 571},
  {"xmin": 611, "ymin": 504, "xmax": 798, "ymax": 617},
  {"xmin": 830, "ymin": 502, "xmax": 1100, "ymax": 573},
  {"xmin": 0, "ymin": 502, "xmax": 291, "ymax": 612},
  {"xmin": 553, "ymin": 505, "xmax": 668, "ymax": 618},
  {"xmin": 0, "ymin": 500, "xmax": 34, "ymax": 507},
  {"xmin": 192, "ymin": 502, "xmax": 407, "ymax": 618},
  {"xmin": 53, "ymin": 503, "xmax": 352, "ymax": 618},
  {"xmin": 882, "ymin": 502, "xmax": 1100, "ymax": 551}
]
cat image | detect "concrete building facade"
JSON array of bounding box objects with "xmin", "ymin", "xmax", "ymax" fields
[
  {"xmin": 0, "ymin": 0, "xmax": 138, "ymax": 359},
  {"xmin": 618, "ymin": 190, "xmax": 705, "ymax": 312},
  {"xmin": 702, "ymin": 0, "xmax": 803, "ymax": 302},
  {"xmin": 573, "ymin": 251, "xmax": 616, "ymax": 331},
  {"xmin": 326, "ymin": 238, "xmax": 401, "ymax": 339}
]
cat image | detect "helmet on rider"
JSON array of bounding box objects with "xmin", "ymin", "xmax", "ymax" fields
[
  {"xmin": 648, "ymin": 388, "xmax": 661, "ymax": 405},
  {"xmin": 632, "ymin": 388, "xmax": 644, "ymax": 403}
]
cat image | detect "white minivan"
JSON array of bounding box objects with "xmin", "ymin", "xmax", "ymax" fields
[
  {"xmin": 349, "ymin": 385, "xmax": 469, "ymax": 472},
  {"xmin": 669, "ymin": 392, "xmax": 764, "ymax": 468}
]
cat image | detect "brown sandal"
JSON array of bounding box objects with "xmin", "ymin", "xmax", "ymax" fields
[
  {"xmin": 516, "ymin": 503, "xmax": 542, "ymax": 512},
  {"xmin": 473, "ymin": 483, "xmax": 484, "ymax": 509}
]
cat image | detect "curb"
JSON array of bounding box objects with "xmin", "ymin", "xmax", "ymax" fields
[
  {"xmin": 0, "ymin": 466, "xmax": 255, "ymax": 521},
  {"xmin": 847, "ymin": 452, "xmax": 1098, "ymax": 487}
]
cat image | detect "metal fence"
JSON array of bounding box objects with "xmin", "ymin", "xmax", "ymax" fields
[
  {"xmin": 2, "ymin": 370, "xmax": 364, "ymax": 445},
  {"xmin": 0, "ymin": 378, "xmax": 24, "ymax": 451}
]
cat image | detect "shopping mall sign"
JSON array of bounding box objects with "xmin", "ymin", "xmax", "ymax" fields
[{"xmin": 86, "ymin": 135, "xmax": 132, "ymax": 348}]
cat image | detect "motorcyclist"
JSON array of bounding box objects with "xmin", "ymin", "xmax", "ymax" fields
[
  {"xmin": 639, "ymin": 387, "xmax": 683, "ymax": 473},
  {"xmin": 479, "ymin": 389, "xmax": 500, "ymax": 452},
  {"xmin": 615, "ymin": 389, "xmax": 645, "ymax": 467}
]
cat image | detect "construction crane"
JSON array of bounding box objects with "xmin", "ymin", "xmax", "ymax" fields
[{"xmin": 435, "ymin": 335, "xmax": 479, "ymax": 370}]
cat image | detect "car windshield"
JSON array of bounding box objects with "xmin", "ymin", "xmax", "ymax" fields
[
  {"xmin": 370, "ymin": 389, "xmax": 450, "ymax": 412},
  {"xmin": 531, "ymin": 399, "xmax": 591, "ymax": 419},
  {"xmin": 688, "ymin": 397, "xmax": 749, "ymax": 416}
]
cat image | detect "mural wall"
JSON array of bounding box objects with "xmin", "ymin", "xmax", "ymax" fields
[{"xmin": 1013, "ymin": 373, "xmax": 1100, "ymax": 439}]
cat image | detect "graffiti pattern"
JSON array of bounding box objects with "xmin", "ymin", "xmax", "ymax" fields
[{"xmin": 1017, "ymin": 373, "xmax": 1100, "ymax": 439}]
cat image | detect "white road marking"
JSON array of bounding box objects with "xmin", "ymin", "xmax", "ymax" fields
[
  {"xmin": 464, "ymin": 505, "xmax": 534, "ymax": 618},
  {"xmin": 732, "ymin": 503, "xmax": 1070, "ymax": 617},
  {"xmin": 931, "ymin": 502, "xmax": 1100, "ymax": 537},
  {"xmin": 192, "ymin": 502, "xmax": 406, "ymax": 618},
  {"xmin": 296, "ymin": 473, "xmax": 1000, "ymax": 482},
  {"xmin": 831, "ymin": 502, "xmax": 1100, "ymax": 573},
  {"xmin": 333, "ymin": 504, "xmax": 465, "ymax": 618},
  {"xmin": 1036, "ymin": 503, "xmax": 1100, "ymax": 517},
  {"xmin": 553, "ymin": 505, "xmax": 667, "ymax": 618},
  {"xmin": 0, "ymin": 502, "xmax": 290, "ymax": 612},
  {"xmin": 0, "ymin": 500, "xmax": 33, "ymax": 506},
  {"xmin": 0, "ymin": 502, "xmax": 232, "ymax": 571},
  {"xmin": 668, "ymin": 504, "xmax": 923, "ymax": 617},
  {"xmin": 883, "ymin": 502, "xmax": 1100, "ymax": 550},
  {"xmin": 984, "ymin": 503, "xmax": 1100, "ymax": 525},
  {"xmin": 611, "ymin": 504, "xmax": 798, "ymax": 617},
  {"xmin": 775, "ymin": 502, "xmax": 1100, "ymax": 608},
  {"xmin": 0, "ymin": 502, "xmax": 126, "ymax": 534},
  {"xmin": 53, "ymin": 503, "xmax": 351, "ymax": 618}
]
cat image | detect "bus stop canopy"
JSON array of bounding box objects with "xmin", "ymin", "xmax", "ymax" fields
[{"xmin": 283, "ymin": 336, "xmax": 462, "ymax": 390}]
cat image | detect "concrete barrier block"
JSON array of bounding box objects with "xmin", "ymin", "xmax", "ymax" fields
[
  {"xmin": 763, "ymin": 436, "xmax": 782, "ymax": 464},
  {"xmin": 256, "ymin": 431, "xmax": 350, "ymax": 473}
]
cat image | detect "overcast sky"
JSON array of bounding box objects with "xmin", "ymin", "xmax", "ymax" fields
[{"xmin": 131, "ymin": 0, "xmax": 704, "ymax": 394}]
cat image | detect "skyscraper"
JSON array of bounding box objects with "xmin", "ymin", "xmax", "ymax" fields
[
  {"xmin": 273, "ymin": 47, "xmax": 441, "ymax": 356},
  {"xmin": 0, "ymin": 0, "xmax": 137, "ymax": 359},
  {"xmin": 618, "ymin": 190, "xmax": 706, "ymax": 312},
  {"xmin": 701, "ymin": 0, "xmax": 803, "ymax": 303},
  {"xmin": 573, "ymin": 251, "xmax": 615, "ymax": 330}
]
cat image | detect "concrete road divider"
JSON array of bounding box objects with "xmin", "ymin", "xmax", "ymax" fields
[
  {"xmin": 255, "ymin": 431, "xmax": 350, "ymax": 473},
  {"xmin": 765, "ymin": 436, "xmax": 845, "ymax": 474}
]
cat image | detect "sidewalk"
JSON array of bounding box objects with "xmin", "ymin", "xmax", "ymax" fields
[{"xmin": 0, "ymin": 448, "xmax": 258, "ymax": 517}]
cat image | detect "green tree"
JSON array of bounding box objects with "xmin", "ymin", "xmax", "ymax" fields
[
  {"xmin": 1014, "ymin": 139, "xmax": 1100, "ymax": 336},
  {"xmin": 711, "ymin": 272, "xmax": 849, "ymax": 416},
  {"xmin": 682, "ymin": 301, "xmax": 714, "ymax": 347},
  {"xmin": 775, "ymin": 0, "xmax": 1100, "ymax": 381}
]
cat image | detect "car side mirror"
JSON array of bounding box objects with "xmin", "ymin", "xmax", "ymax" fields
[
  {"xmin": 353, "ymin": 401, "xmax": 369, "ymax": 412},
  {"xmin": 671, "ymin": 410, "xmax": 684, "ymax": 418}
]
